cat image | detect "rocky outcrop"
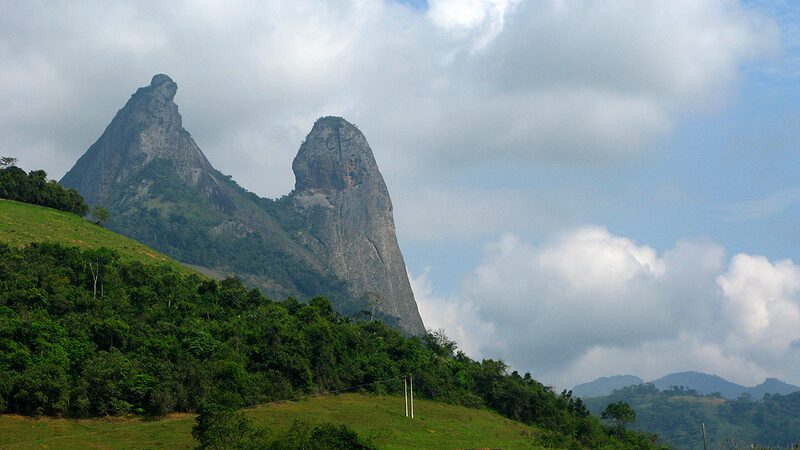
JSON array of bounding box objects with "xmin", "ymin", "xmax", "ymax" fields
[
  {"xmin": 61, "ymin": 74, "xmax": 234, "ymax": 212},
  {"xmin": 289, "ymin": 117, "xmax": 425, "ymax": 335},
  {"xmin": 61, "ymin": 75, "xmax": 425, "ymax": 335}
]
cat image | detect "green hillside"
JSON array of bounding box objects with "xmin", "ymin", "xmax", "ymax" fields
[
  {"xmin": 0, "ymin": 200, "xmax": 660, "ymax": 449},
  {"xmin": 0, "ymin": 199, "xmax": 186, "ymax": 272},
  {"xmin": 584, "ymin": 383, "xmax": 800, "ymax": 448},
  {"xmin": 0, "ymin": 394, "xmax": 541, "ymax": 449}
]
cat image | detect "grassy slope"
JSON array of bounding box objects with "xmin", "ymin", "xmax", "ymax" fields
[
  {"xmin": 0, "ymin": 394, "xmax": 541, "ymax": 449},
  {"xmin": 0, "ymin": 199, "xmax": 188, "ymax": 273}
]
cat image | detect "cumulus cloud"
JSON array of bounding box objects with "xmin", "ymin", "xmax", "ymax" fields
[
  {"xmin": 0, "ymin": 0, "xmax": 778, "ymax": 198},
  {"xmin": 414, "ymin": 226, "xmax": 800, "ymax": 388},
  {"xmin": 719, "ymin": 254, "xmax": 800, "ymax": 365}
]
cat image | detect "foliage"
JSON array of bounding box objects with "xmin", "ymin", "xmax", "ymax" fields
[
  {"xmin": 0, "ymin": 157, "xmax": 17, "ymax": 168},
  {"xmin": 585, "ymin": 382, "xmax": 800, "ymax": 448},
  {"xmin": 601, "ymin": 401, "xmax": 636, "ymax": 435},
  {"xmin": 91, "ymin": 206, "xmax": 110, "ymax": 226},
  {"xmin": 102, "ymin": 158, "xmax": 370, "ymax": 317},
  {"xmin": 0, "ymin": 242, "xmax": 659, "ymax": 448},
  {"xmin": 192, "ymin": 404, "xmax": 252, "ymax": 449},
  {"xmin": 192, "ymin": 407, "xmax": 377, "ymax": 450},
  {"xmin": 0, "ymin": 166, "xmax": 88, "ymax": 216}
]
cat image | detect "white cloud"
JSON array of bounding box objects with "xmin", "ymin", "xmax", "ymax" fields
[
  {"xmin": 719, "ymin": 254, "xmax": 800, "ymax": 364},
  {"xmin": 427, "ymin": 0, "xmax": 520, "ymax": 50},
  {"xmin": 414, "ymin": 226, "xmax": 800, "ymax": 389},
  {"xmin": 0, "ymin": 0, "xmax": 778, "ymax": 197},
  {"xmin": 410, "ymin": 269, "xmax": 499, "ymax": 357}
]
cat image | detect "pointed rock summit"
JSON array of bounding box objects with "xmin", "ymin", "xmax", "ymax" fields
[
  {"xmin": 62, "ymin": 76, "xmax": 425, "ymax": 335},
  {"xmin": 290, "ymin": 117, "xmax": 425, "ymax": 335},
  {"xmin": 61, "ymin": 74, "xmax": 228, "ymax": 211}
]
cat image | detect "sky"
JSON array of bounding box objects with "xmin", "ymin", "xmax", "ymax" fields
[{"xmin": 2, "ymin": 0, "xmax": 799, "ymax": 389}]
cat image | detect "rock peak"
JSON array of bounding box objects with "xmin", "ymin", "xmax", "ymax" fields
[
  {"xmin": 312, "ymin": 116, "xmax": 357, "ymax": 131},
  {"xmin": 151, "ymin": 73, "xmax": 174, "ymax": 86},
  {"xmin": 293, "ymin": 116, "xmax": 377, "ymax": 192},
  {"xmin": 289, "ymin": 119, "xmax": 426, "ymax": 335},
  {"xmin": 141, "ymin": 73, "xmax": 178, "ymax": 102}
]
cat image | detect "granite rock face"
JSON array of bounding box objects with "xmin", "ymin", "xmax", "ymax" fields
[
  {"xmin": 61, "ymin": 74, "xmax": 234, "ymax": 212},
  {"xmin": 290, "ymin": 117, "xmax": 426, "ymax": 335},
  {"xmin": 61, "ymin": 75, "xmax": 425, "ymax": 335}
]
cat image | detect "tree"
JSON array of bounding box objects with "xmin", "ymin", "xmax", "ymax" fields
[
  {"xmin": 92, "ymin": 206, "xmax": 110, "ymax": 226},
  {"xmin": 0, "ymin": 156, "xmax": 17, "ymax": 168},
  {"xmin": 192, "ymin": 404, "xmax": 252, "ymax": 450},
  {"xmin": 601, "ymin": 401, "xmax": 636, "ymax": 434}
]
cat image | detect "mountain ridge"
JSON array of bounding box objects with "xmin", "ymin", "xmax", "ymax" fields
[
  {"xmin": 573, "ymin": 370, "xmax": 800, "ymax": 399},
  {"xmin": 61, "ymin": 74, "xmax": 425, "ymax": 334}
]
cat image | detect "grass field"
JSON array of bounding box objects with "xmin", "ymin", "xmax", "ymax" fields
[
  {"xmin": 0, "ymin": 394, "xmax": 542, "ymax": 449},
  {"xmin": 0, "ymin": 199, "xmax": 189, "ymax": 273}
]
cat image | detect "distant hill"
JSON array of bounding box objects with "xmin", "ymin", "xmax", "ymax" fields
[
  {"xmin": 584, "ymin": 383, "xmax": 800, "ymax": 449},
  {"xmin": 749, "ymin": 377, "xmax": 800, "ymax": 398},
  {"xmin": 574, "ymin": 371, "xmax": 800, "ymax": 399},
  {"xmin": 653, "ymin": 371, "xmax": 800, "ymax": 399},
  {"xmin": 572, "ymin": 375, "xmax": 644, "ymax": 398}
]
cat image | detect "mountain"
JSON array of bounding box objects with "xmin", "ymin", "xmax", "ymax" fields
[
  {"xmin": 573, "ymin": 370, "xmax": 800, "ymax": 399},
  {"xmin": 583, "ymin": 383, "xmax": 800, "ymax": 449},
  {"xmin": 749, "ymin": 377, "xmax": 800, "ymax": 398},
  {"xmin": 61, "ymin": 74, "xmax": 425, "ymax": 335},
  {"xmin": 286, "ymin": 117, "xmax": 425, "ymax": 333},
  {"xmin": 654, "ymin": 371, "xmax": 800, "ymax": 399},
  {"xmin": 571, "ymin": 375, "xmax": 644, "ymax": 398}
]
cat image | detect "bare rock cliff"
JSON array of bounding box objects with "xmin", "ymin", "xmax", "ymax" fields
[
  {"xmin": 61, "ymin": 75, "xmax": 425, "ymax": 335},
  {"xmin": 290, "ymin": 117, "xmax": 425, "ymax": 335}
]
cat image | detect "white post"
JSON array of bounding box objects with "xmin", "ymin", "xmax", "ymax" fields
[
  {"xmin": 410, "ymin": 374, "xmax": 414, "ymax": 419},
  {"xmin": 404, "ymin": 376, "xmax": 408, "ymax": 417}
]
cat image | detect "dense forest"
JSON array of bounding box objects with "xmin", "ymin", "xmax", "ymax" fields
[
  {"xmin": 584, "ymin": 383, "xmax": 800, "ymax": 448},
  {"xmin": 0, "ymin": 163, "xmax": 663, "ymax": 447},
  {"xmin": 0, "ymin": 241, "xmax": 662, "ymax": 448},
  {"xmin": 0, "ymin": 163, "xmax": 88, "ymax": 216}
]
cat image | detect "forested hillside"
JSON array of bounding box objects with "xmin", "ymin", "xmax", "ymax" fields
[
  {"xmin": 584, "ymin": 383, "xmax": 800, "ymax": 448},
  {"xmin": 0, "ymin": 239, "xmax": 661, "ymax": 448},
  {"xmin": 0, "ymin": 166, "xmax": 663, "ymax": 447}
]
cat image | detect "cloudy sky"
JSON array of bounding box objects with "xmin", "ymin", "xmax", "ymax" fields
[{"xmin": 3, "ymin": 0, "xmax": 800, "ymax": 389}]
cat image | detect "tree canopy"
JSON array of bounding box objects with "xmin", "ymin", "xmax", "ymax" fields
[
  {"xmin": 0, "ymin": 241, "xmax": 662, "ymax": 448},
  {"xmin": 0, "ymin": 165, "xmax": 89, "ymax": 216}
]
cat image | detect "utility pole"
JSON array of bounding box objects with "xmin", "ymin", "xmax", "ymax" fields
[
  {"xmin": 404, "ymin": 376, "xmax": 408, "ymax": 417},
  {"xmin": 701, "ymin": 423, "xmax": 708, "ymax": 450},
  {"xmin": 410, "ymin": 374, "xmax": 414, "ymax": 419}
]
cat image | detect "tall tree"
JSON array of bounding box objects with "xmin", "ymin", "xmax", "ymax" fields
[{"xmin": 0, "ymin": 156, "xmax": 17, "ymax": 168}]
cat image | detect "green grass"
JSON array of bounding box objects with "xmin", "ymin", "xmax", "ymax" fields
[
  {"xmin": 0, "ymin": 199, "xmax": 188, "ymax": 272},
  {"xmin": 0, "ymin": 394, "xmax": 542, "ymax": 449}
]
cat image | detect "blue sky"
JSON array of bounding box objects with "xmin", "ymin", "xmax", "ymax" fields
[{"xmin": 2, "ymin": 0, "xmax": 799, "ymax": 388}]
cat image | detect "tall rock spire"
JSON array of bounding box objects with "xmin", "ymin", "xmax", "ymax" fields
[
  {"xmin": 62, "ymin": 76, "xmax": 425, "ymax": 335},
  {"xmin": 290, "ymin": 117, "xmax": 426, "ymax": 335},
  {"xmin": 61, "ymin": 74, "xmax": 223, "ymax": 209}
]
